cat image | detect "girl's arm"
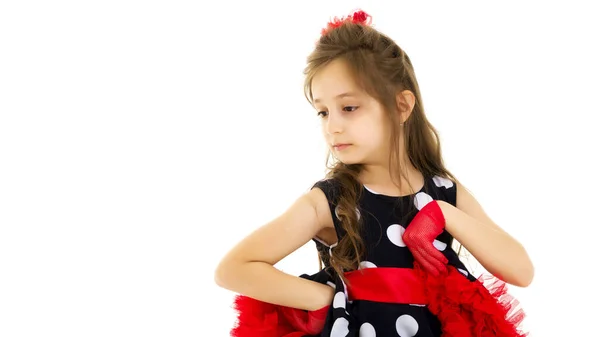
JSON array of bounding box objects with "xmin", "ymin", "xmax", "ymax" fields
[
  {"xmin": 439, "ymin": 181, "xmax": 534, "ymax": 287},
  {"xmin": 214, "ymin": 187, "xmax": 335, "ymax": 311}
]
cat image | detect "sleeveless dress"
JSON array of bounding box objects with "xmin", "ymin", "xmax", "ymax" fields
[
  {"xmin": 310, "ymin": 175, "xmax": 475, "ymax": 337},
  {"xmin": 229, "ymin": 175, "xmax": 527, "ymax": 337}
]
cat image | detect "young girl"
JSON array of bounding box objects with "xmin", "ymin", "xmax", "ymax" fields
[{"xmin": 215, "ymin": 9, "xmax": 533, "ymax": 337}]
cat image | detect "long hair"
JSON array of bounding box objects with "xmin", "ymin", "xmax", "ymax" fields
[{"xmin": 304, "ymin": 11, "xmax": 462, "ymax": 281}]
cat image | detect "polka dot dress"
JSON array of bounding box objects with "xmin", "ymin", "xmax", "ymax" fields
[{"xmin": 311, "ymin": 175, "xmax": 476, "ymax": 337}]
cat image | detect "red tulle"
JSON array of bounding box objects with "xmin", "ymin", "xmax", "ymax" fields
[
  {"xmin": 321, "ymin": 9, "xmax": 372, "ymax": 35},
  {"xmin": 230, "ymin": 266, "xmax": 528, "ymax": 337},
  {"xmin": 414, "ymin": 263, "xmax": 528, "ymax": 337},
  {"xmin": 230, "ymin": 294, "xmax": 319, "ymax": 337}
]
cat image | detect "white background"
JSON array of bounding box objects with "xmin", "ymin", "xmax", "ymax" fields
[{"xmin": 1, "ymin": 1, "xmax": 598, "ymax": 336}]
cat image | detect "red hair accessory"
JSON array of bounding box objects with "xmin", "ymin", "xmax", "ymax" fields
[{"xmin": 321, "ymin": 9, "xmax": 372, "ymax": 35}]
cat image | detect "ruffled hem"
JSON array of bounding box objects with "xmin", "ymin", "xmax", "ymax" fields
[
  {"xmin": 229, "ymin": 266, "xmax": 528, "ymax": 337},
  {"xmin": 230, "ymin": 294, "xmax": 326, "ymax": 337},
  {"xmin": 230, "ymin": 295, "xmax": 294, "ymax": 337},
  {"xmin": 415, "ymin": 263, "xmax": 528, "ymax": 337}
]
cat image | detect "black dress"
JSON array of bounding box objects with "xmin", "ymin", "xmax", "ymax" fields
[{"xmin": 310, "ymin": 175, "xmax": 475, "ymax": 337}]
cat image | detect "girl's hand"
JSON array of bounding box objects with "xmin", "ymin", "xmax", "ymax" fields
[
  {"xmin": 278, "ymin": 303, "xmax": 330, "ymax": 335},
  {"xmin": 277, "ymin": 281, "xmax": 333, "ymax": 334},
  {"xmin": 403, "ymin": 200, "xmax": 448, "ymax": 276}
]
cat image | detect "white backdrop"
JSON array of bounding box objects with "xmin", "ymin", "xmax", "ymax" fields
[{"xmin": 1, "ymin": 1, "xmax": 598, "ymax": 336}]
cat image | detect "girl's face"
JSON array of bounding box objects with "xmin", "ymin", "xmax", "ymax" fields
[{"xmin": 311, "ymin": 58, "xmax": 391, "ymax": 165}]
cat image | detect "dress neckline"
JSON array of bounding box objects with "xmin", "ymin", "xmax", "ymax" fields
[{"xmin": 362, "ymin": 176, "xmax": 428, "ymax": 199}]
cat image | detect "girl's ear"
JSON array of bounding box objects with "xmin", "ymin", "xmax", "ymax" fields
[{"xmin": 396, "ymin": 90, "xmax": 416, "ymax": 123}]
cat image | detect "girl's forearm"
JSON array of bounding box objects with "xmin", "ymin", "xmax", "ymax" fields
[
  {"xmin": 216, "ymin": 261, "xmax": 333, "ymax": 311},
  {"xmin": 439, "ymin": 201, "xmax": 534, "ymax": 287}
]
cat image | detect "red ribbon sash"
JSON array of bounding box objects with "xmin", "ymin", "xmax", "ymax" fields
[{"xmin": 344, "ymin": 267, "xmax": 427, "ymax": 305}]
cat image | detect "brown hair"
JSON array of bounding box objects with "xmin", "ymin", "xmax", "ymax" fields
[{"xmin": 304, "ymin": 12, "xmax": 462, "ymax": 281}]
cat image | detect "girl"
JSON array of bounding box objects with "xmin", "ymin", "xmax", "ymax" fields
[{"xmin": 215, "ymin": 9, "xmax": 533, "ymax": 337}]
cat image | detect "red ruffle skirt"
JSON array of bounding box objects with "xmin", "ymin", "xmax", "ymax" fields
[{"xmin": 230, "ymin": 265, "xmax": 527, "ymax": 337}]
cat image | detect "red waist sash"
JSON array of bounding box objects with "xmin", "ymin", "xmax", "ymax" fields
[{"xmin": 344, "ymin": 267, "xmax": 427, "ymax": 304}]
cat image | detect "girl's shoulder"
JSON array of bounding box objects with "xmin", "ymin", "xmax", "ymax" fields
[
  {"xmin": 311, "ymin": 178, "xmax": 343, "ymax": 203},
  {"xmin": 425, "ymin": 174, "xmax": 458, "ymax": 207}
]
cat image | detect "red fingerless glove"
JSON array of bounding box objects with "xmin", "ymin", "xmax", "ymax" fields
[
  {"xmin": 277, "ymin": 304, "xmax": 330, "ymax": 335},
  {"xmin": 403, "ymin": 200, "xmax": 448, "ymax": 276}
]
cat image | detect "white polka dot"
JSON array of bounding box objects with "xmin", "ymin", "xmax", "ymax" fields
[
  {"xmin": 330, "ymin": 317, "xmax": 350, "ymax": 336},
  {"xmin": 433, "ymin": 239, "xmax": 447, "ymax": 251},
  {"xmin": 432, "ymin": 176, "xmax": 454, "ymax": 188},
  {"xmin": 396, "ymin": 314, "xmax": 419, "ymax": 337},
  {"xmin": 333, "ymin": 291, "xmax": 346, "ymax": 309},
  {"xmin": 414, "ymin": 192, "xmax": 433, "ymax": 210},
  {"xmin": 386, "ymin": 224, "xmax": 406, "ymax": 247},
  {"xmin": 327, "ymin": 281, "xmax": 336, "ymax": 288},
  {"xmin": 458, "ymin": 268, "xmax": 468, "ymax": 277},
  {"xmin": 359, "ymin": 261, "xmax": 377, "ymax": 269},
  {"xmin": 359, "ymin": 322, "xmax": 376, "ymax": 336},
  {"xmin": 340, "ymin": 277, "xmax": 352, "ymax": 304}
]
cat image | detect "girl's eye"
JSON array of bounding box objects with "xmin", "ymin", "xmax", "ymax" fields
[{"xmin": 317, "ymin": 106, "xmax": 358, "ymax": 117}]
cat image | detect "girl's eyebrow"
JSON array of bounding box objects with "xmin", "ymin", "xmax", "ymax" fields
[{"xmin": 313, "ymin": 92, "xmax": 359, "ymax": 104}]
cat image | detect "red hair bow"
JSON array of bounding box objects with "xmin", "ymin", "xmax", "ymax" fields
[{"xmin": 321, "ymin": 9, "xmax": 372, "ymax": 35}]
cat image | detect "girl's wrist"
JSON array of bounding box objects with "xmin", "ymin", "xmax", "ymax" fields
[{"xmin": 315, "ymin": 283, "xmax": 334, "ymax": 310}]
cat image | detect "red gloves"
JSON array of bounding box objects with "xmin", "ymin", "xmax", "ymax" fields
[
  {"xmin": 403, "ymin": 200, "xmax": 448, "ymax": 276},
  {"xmin": 278, "ymin": 304, "xmax": 330, "ymax": 335}
]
